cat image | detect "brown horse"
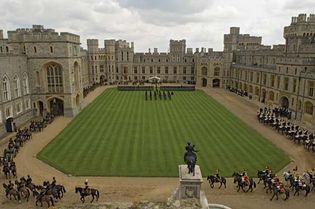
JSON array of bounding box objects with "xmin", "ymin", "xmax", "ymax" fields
[
  {"xmin": 15, "ymin": 181, "xmax": 30, "ymax": 202},
  {"xmin": 33, "ymin": 190, "xmax": 54, "ymax": 207},
  {"xmin": 75, "ymin": 187, "xmax": 99, "ymax": 203},
  {"xmin": 3, "ymin": 183, "xmax": 21, "ymax": 201}
]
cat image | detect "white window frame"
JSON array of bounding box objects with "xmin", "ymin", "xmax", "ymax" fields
[{"xmin": 16, "ymin": 102, "xmax": 22, "ymax": 114}]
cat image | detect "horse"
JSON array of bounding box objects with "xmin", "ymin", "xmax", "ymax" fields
[
  {"xmin": 283, "ymin": 172, "xmax": 295, "ymax": 189},
  {"xmin": 302, "ymin": 172, "xmax": 315, "ymax": 185},
  {"xmin": 33, "ymin": 190, "xmax": 54, "ymax": 207},
  {"xmin": 270, "ymin": 185, "xmax": 290, "ymax": 201},
  {"xmin": 257, "ymin": 170, "xmax": 270, "ymax": 185},
  {"xmin": 75, "ymin": 187, "xmax": 99, "ymax": 203},
  {"xmin": 2, "ymin": 165, "xmax": 11, "ymax": 179},
  {"xmin": 53, "ymin": 184, "xmax": 66, "ymax": 198},
  {"xmin": 184, "ymin": 151, "xmax": 197, "ymax": 176},
  {"xmin": 207, "ymin": 175, "xmax": 226, "ymax": 189},
  {"xmin": 293, "ymin": 182, "xmax": 310, "ymax": 197},
  {"xmin": 2, "ymin": 183, "xmax": 21, "ymax": 201},
  {"xmin": 232, "ymin": 172, "xmax": 256, "ymax": 192}
]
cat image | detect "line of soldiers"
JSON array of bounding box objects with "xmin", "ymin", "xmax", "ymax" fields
[{"xmin": 145, "ymin": 90, "xmax": 173, "ymax": 101}]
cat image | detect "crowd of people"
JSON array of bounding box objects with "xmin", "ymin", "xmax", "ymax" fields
[
  {"xmin": 226, "ymin": 86, "xmax": 249, "ymax": 97},
  {"xmin": 257, "ymin": 106, "xmax": 315, "ymax": 152}
]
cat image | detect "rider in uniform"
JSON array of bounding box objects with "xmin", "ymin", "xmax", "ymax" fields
[
  {"xmin": 84, "ymin": 179, "xmax": 89, "ymax": 195},
  {"xmin": 51, "ymin": 177, "xmax": 56, "ymax": 187},
  {"xmin": 242, "ymin": 169, "xmax": 248, "ymax": 184},
  {"xmin": 215, "ymin": 169, "xmax": 220, "ymax": 180},
  {"xmin": 26, "ymin": 175, "xmax": 32, "ymax": 184},
  {"xmin": 8, "ymin": 180, "xmax": 14, "ymax": 191}
]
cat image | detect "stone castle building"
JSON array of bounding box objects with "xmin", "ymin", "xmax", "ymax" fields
[
  {"xmin": 227, "ymin": 14, "xmax": 315, "ymax": 127},
  {"xmin": 0, "ymin": 13, "xmax": 314, "ymax": 137}
]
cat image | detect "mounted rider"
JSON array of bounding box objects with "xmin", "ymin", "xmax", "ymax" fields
[
  {"xmin": 241, "ymin": 169, "xmax": 249, "ymax": 184},
  {"xmin": 8, "ymin": 180, "xmax": 14, "ymax": 191},
  {"xmin": 51, "ymin": 177, "xmax": 56, "ymax": 187},
  {"xmin": 185, "ymin": 142, "xmax": 198, "ymax": 153},
  {"xmin": 26, "ymin": 175, "xmax": 32, "ymax": 184},
  {"xmin": 84, "ymin": 179, "xmax": 90, "ymax": 195},
  {"xmin": 215, "ymin": 169, "xmax": 220, "ymax": 180}
]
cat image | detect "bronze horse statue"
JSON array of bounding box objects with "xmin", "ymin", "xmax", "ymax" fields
[{"xmin": 184, "ymin": 151, "xmax": 197, "ymax": 176}]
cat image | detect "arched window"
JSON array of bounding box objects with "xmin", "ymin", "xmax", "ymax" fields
[
  {"xmin": 47, "ymin": 63, "xmax": 63, "ymax": 93},
  {"xmin": 201, "ymin": 67, "xmax": 207, "ymax": 76},
  {"xmin": 2, "ymin": 76, "xmax": 11, "ymax": 101},
  {"xmin": 304, "ymin": 101, "xmax": 313, "ymax": 115},
  {"xmin": 269, "ymin": 91, "xmax": 274, "ymax": 101},
  {"xmin": 22, "ymin": 73, "xmax": 29, "ymax": 95},
  {"xmin": 214, "ymin": 67, "xmax": 220, "ymax": 76},
  {"xmin": 13, "ymin": 75, "xmax": 20, "ymax": 98}
]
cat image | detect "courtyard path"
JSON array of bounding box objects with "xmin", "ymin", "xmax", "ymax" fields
[{"xmin": 0, "ymin": 86, "xmax": 314, "ymax": 209}]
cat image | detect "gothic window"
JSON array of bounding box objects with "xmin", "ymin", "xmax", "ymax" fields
[
  {"xmin": 308, "ymin": 81, "xmax": 314, "ymax": 97},
  {"xmin": 2, "ymin": 76, "xmax": 10, "ymax": 101},
  {"xmin": 305, "ymin": 101, "xmax": 313, "ymax": 115},
  {"xmin": 47, "ymin": 63, "xmax": 63, "ymax": 93},
  {"xmin": 13, "ymin": 75, "xmax": 20, "ymax": 98},
  {"xmin": 201, "ymin": 67, "xmax": 207, "ymax": 76},
  {"xmin": 214, "ymin": 67, "xmax": 220, "ymax": 76}
]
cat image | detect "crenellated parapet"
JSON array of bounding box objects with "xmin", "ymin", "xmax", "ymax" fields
[
  {"xmin": 284, "ymin": 14, "xmax": 315, "ymax": 38},
  {"xmin": 7, "ymin": 25, "xmax": 80, "ymax": 44}
]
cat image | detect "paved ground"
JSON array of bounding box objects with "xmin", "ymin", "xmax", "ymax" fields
[{"xmin": 0, "ymin": 86, "xmax": 315, "ymax": 209}]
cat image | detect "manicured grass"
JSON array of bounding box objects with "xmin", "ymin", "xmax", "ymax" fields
[{"xmin": 38, "ymin": 88, "xmax": 290, "ymax": 177}]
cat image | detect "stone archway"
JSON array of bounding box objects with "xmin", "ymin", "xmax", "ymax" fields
[
  {"xmin": 202, "ymin": 78, "xmax": 207, "ymax": 87},
  {"xmin": 280, "ymin": 96, "xmax": 289, "ymax": 108},
  {"xmin": 49, "ymin": 97, "xmax": 64, "ymax": 116},
  {"xmin": 100, "ymin": 75, "xmax": 105, "ymax": 83},
  {"xmin": 212, "ymin": 79, "xmax": 220, "ymax": 88}
]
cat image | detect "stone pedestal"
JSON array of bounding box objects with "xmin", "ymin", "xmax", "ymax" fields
[{"xmin": 178, "ymin": 164, "xmax": 203, "ymax": 199}]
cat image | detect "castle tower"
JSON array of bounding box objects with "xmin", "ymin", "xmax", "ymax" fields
[{"xmin": 284, "ymin": 13, "xmax": 315, "ymax": 55}]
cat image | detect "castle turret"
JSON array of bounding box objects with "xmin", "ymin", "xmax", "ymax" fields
[{"xmin": 284, "ymin": 13, "xmax": 315, "ymax": 55}]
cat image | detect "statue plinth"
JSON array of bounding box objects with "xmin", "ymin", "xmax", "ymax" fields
[{"xmin": 178, "ymin": 164, "xmax": 203, "ymax": 199}]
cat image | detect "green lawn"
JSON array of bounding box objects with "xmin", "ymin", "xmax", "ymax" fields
[{"xmin": 38, "ymin": 88, "xmax": 290, "ymax": 177}]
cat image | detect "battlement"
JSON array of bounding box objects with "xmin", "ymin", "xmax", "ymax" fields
[
  {"xmin": 284, "ymin": 14, "xmax": 315, "ymax": 38},
  {"xmin": 230, "ymin": 27, "xmax": 240, "ymax": 35},
  {"xmin": 7, "ymin": 25, "xmax": 80, "ymax": 44},
  {"xmin": 115, "ymin": 40, "xmax": 133, "ymax": 49},
  {"xmin": 291, "ymin": 13, "xmax": 315, "ymax": 24}
]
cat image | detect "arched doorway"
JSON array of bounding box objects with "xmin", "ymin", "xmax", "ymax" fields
[
  {"xmin": 100, "ymin": 75, "xmax": 105, "ymax": 84},
  {"xmin": 38, "ymin": 101, "xmax": 44, "ymax": 116},
  {"xmin": 280, "ymin": 96, "xmax": 289, "ymax": 108},
  {"xmin": 212, "ymin": 79, "xmax": 220, "ymax": 88},
  {"xmin": 202, "ymin": 78, "xmax": 207, "ymax": 87},
  {"xmin": 49, "ymin": 98, "xmax": 64, "ymax": 116}
]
